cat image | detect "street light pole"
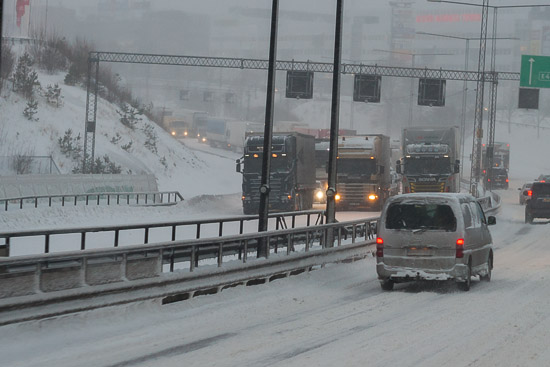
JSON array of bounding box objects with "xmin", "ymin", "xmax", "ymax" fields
[
  {"xmin": 257, "ymin": 0, "xmax": 279, "ymax": 258},
  {"xmin": 325, "ymin": 0, "xmax": 344, "ymax": 228}
]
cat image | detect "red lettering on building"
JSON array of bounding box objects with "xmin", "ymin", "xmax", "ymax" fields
[{"xmin": 416, "ymin": 13, "xmax": 481, "ymax": 23}]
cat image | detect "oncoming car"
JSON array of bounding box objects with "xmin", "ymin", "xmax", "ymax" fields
[{"xmin": 376, "ymin": 193, "xmax": 496, "ymax": 291}]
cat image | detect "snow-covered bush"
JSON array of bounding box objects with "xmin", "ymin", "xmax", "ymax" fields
[{"xmin": 23, "ymin": 98, "xmax": 39, "ymax": 121}]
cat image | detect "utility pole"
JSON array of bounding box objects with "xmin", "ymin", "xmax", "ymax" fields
[
  {"xmin": 325, "ymin": 0, "xmax": 344, "ymax": 230},
  {"xmin": 257, "ymin": 0, "xmax": 279, "ymax": 258}
]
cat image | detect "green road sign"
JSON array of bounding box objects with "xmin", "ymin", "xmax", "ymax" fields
[{"xmin": 520, "ymin": 54, "xmax": 550, "ymax": 88}]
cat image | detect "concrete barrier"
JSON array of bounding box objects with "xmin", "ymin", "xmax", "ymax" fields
[{"xmin": 0, "ymin": 174, "xmax": 158, "ymax": 199}]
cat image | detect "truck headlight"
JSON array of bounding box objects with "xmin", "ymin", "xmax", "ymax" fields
[
  {"xmin": 335, "ymin": 194, "xmax": 341, "ymax": 201},
  {"xmin": 171, "ymin": 131, "xmax": 176, "ymax": 136},
  {"xmin": 368, "ymin": 194, "xmax": 378, "ymax": 201},
  {"xmin": 316, "ymin": 191, "xmax": 324, "ymax": 200}
]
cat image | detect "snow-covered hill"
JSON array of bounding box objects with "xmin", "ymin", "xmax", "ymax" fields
[{"xmin": 0, "ymin": 70, "xmax": 241, "ymax": 198}]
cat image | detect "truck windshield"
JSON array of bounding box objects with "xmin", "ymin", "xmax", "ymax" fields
[
  {"xmin": 244, "ymin": 154, "xmax": 291, "ymax": 173},
  {"xmin": 337, "ymin": 159, "xmax": 377, "ymax": 176},
  {"xmin": 385, "ymin": 203, "xmax": 457, "ymax": 231},
  {"xmin": 171, "ymin": 121, "xmax": 187, "ymax": 128},
  {"xmin": 404, "ymin": 157, "xmax": 451, "ymax": 175}
]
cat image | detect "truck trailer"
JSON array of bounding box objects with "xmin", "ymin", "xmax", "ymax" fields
[
  {"xmin": 236, "ymin": 132, "xmax": 316, "ymax": 214},
  {"xmin": 335, "ymin": 134, "xmax": 396, "ymax": 210},
  {"xmin": 397, "ymin": 126, "xmax": 460, "ymax": 193}
]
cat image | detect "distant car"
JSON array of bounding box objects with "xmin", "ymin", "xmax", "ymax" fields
[
  {"xmin": 376, "ymin": 193, "xmax": 496, "ymax": 291},
  {"xmin": 525, "ymin": 182, "xmax": 550, "ymax": 224},
  {"xmin": 536, "ymin": 174, "xmax": 550, "ymax": 183},
  {"xmin": 313, "ymin": 181, "xmax": 326, "ymax": 204},
  {"xmin": 484, "ymin": 167, "xmax": 509, "ymax": 189},
  {"xmin": 518, "ymin": 182, "xmax": 534, "ymax": 205}
]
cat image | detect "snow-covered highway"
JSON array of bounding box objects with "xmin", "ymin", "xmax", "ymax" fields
[{"xmin": 2, "ymin": 183, "xmax": 550, "ymax": 367}]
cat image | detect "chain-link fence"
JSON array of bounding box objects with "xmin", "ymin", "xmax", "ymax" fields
[{"xmin": 0, "ymin": 156, "xmax": 61, "ymax": 175}]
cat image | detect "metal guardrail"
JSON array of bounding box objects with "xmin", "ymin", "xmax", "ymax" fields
[
  {"xmin": 0, "ymin": 191, "xmax": 184, "ymax": 211},
  {"xmin": 0, "ymin": 210, "xmax": 325, "ymax": 257},
  {"xmin": 478, "ymin": 191, "xmax": 502, "ymax": 216},
  {"xmin": 0, "ymin": 217, "xmax": 377, "ymax": 323}
]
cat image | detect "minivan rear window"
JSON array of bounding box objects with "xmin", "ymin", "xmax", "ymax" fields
[{"xmin": 385, "ymin": 203, "xmax": 457, "ymax": 231}]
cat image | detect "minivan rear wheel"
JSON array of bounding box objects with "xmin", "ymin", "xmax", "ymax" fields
[
  {"xmin": 457, "ymin": 261, "xmax": 472, "ymax": 291},
  {"xmin": 380, "ymin": 279, "xmax": 394, "ymax": 291},
  {"xmin": 480, "ymin": 254, "xmax": 492, "ymax": 282}
]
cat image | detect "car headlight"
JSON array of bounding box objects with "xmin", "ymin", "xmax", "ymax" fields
[{"xmin": 316, "ymin": 191, "xmax": 324, "ymax": 199}]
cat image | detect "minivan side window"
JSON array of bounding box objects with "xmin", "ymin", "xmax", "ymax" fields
[
  {"xmin": 469, "ymin": 202, "xmax": 482, "ymax": 228},
  {"xmin": 475, "ymin": 202, "xmax": 487, "ymax": 224},
  {"xmin": 462, "ymin": 204, "xmax": 472, "ymax": 228}
]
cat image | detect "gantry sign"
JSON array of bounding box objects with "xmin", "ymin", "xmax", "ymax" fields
[
  {"xmin": 520, "ymin": 54, "xmax": 550, "ymax": 89},
  {"xmin": 84, "ymin": 51, "xmax": 520, "ymax": 189}
]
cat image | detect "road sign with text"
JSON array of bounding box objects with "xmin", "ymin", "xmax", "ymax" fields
[{"xmin": 520, "ymin": 54, "xmax": 550, "ymax": 88}]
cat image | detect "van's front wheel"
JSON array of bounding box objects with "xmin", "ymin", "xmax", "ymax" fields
[{"xmin": 380, "ymin": 279, "xmax": 394, "ymax": 291}]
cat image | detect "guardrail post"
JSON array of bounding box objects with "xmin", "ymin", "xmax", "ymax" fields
[
  {"xmin": 4, "ymin": 200, "xmax": 7, "ymax": 211},
  {"xmin": 218, "ymin": 222, "xmax": 223, "ymax": 237},
  {"xmin": 171, "ymin": 226, "xmax": 176, "ymax": 241},
  {"xmin": 218, "ymin": 243, "xmax": 223, "ymax": 267},
  {"xmin": 96, "ymin": 195, "xmax": 100, "ymax": 205},
  {"xmin": 86, "ymin": 195, "xmax": 89, "ymax": 205},
  {"xmin": 121, "ymin": 253, "xmax": 128, "ymax": 281},
  {"xmin": 45, "ymin": 234, "xmax": 50, "ymax": 253},
  {"xmin": 59, "ymin": 197, "xmax": 62, "ymax": 207},
  {"xmin": 81, "ymin": 258, "xmax": 88, "ymax": 286},
  {"xmin": 74, "ymin": 196, "xmax": 77, "ymax": 205},
  {"xmin": 144, "ymin": 228, "xmax": 149, "ymax": 244},
  {"xmin": 190, "ymin": 246, "xmax": 196, "ymax": 272},
  {"xmin": 81, "ymin": 232, "xmax": 86, "ymax": 250},
  {"xmin": 34, "ymin": 197, "xmax": 38, "ymax": 208},
  {"xmin": 196, "ymin": 224, "xmax": 201, "ymax": 239},
  {"xmin": 20, "ymin": 198, "xmax": 23, "ymax": 209},
  {"xmin": 114, "ymin": 229, "xmax": 119, "ymax": 247}
]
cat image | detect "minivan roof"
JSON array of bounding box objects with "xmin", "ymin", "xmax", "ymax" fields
[{"xmin": 386, "ymin": 193, "xmax": 475, "ymax": 204}]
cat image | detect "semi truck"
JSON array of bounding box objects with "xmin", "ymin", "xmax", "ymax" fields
[
  {"xmin": 335, "ymin": 134, "xmax": 396, "ymax": 210},
  {"xmin": 206, "ymin": 118, "xmax": 263, "ymax": 152},
  {"xmin": 482, "ymin": 141, "xmax": 510, "ymax": 172},
  {"xmin": 397, "ymin": 126, "xmax": 460, "ymax": 193},
  {"xmin": 236, "ymin": 132, "xmax": 316, "ymax": 214}
]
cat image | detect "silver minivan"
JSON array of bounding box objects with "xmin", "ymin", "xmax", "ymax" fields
[{"xmin": 376, "ymin": 193, "xmax": 495, "ymax": 291}]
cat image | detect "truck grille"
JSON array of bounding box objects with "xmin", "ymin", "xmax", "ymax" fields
[
  {"xmin": 337, "ymin": 183, "xmax": 376, "ymax": 203},
  {"xmin": 410, "ymin": 182, "xmax": 445, "ymax": 192},
  {"xmin": 247, "ymin": 178, "xmax": 284, "ymax": 202}
]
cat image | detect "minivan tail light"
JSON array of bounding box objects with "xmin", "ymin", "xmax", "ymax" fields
[
  {"xmin": 456, "ymin": 238, "xmax": 464, "ymax": 258},
  {"xmin": 506, "ymin": 178, "xmax": 509, "ymax": 183},
  {"xmin": 376, "ymin": 237, "xmax": 384, "ymax": 257}
]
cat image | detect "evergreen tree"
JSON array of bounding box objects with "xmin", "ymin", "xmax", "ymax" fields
[{"xmin": 13, "ymin": 53, "xmax": 40, "ymax": 99}]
